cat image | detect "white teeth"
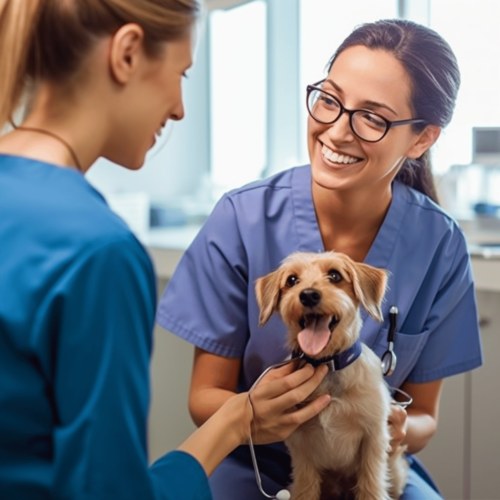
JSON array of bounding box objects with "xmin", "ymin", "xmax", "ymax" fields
[{"xmin": 321, "ymin": 144, "xmax": 360, "ymax": 164}]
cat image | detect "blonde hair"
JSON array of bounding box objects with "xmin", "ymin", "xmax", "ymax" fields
[{"xmin": 0, "ymin": 0, "xmax": 199, "ymax": 130}]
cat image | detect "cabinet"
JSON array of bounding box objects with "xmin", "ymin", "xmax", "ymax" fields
[
  {"xmin": 470, "ymin": 290, "xmax": 500, "ymax": 499},
  {"xmin": 417, "ymin": 290, "xmax": 500, "ymax": 500}
]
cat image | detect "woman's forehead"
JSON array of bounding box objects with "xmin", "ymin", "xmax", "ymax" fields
[{"xmin": 326, "ymin": 45, "xmax": 412, "ymax": 114}]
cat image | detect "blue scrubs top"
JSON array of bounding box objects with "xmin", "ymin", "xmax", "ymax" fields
[
  {"xmin": 157, "ymin": 165, "xmax": 483, "ymax": 498},
  {"xmin": 0, "ymin": 155, "xmax": 211, "ymax": 500}
]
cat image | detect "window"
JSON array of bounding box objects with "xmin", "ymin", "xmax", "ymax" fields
[
  {"xmin": 86, "ymin": 0, "xmax": 500, "ymax": 229},
  {"xmin": 428, "ymin": 0, "xmax": 500, "ymax": 176},
  {"xmin": 209, "ymin": 0, "xmax": 267, "ymax": 197}
]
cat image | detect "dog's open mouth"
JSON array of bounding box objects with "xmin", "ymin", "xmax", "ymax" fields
[{"xmin": 297, "ymin": 314, "xmax": 340, "ymax": 356}]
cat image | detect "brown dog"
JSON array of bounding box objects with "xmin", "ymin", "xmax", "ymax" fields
[{"xmin": 255, "ymin": 251, "xmax": 408, "ymax": 500}]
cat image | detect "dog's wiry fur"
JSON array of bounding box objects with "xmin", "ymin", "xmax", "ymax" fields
[{"xmin": 255, "ymin": 251, "xmax": 409, "ymax": 500}]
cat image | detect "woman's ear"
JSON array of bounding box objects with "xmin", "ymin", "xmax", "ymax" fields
[
  {"xmin": 109, "ymin": 23, "xmax": 145, "ymax": 85},
  {"xmin": 406, "ymin": 125, "xmax": 441, "ymax": 160},
  {"xmin": 255, "ymin": 270, "xmax": 282, "ymax": 326}
]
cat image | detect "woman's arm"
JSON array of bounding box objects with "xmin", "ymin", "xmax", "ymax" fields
[
  {"xmin": 188, "ymin": 347, "xmax": 241, "ymax": 426},
  {"xmin": 389, "ymin": 378, "xmax": 444, "ymax": 455},
  {"xmin": 182, "ymin": 348, "xmax": 331, "ymax": 476}
]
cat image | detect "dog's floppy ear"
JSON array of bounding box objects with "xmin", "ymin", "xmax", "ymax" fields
[
  {"xmin": 346, "ymin": 261, "xmax": 388, "ymax": 322},
  {"xmin": 255, "ymin": 269, "xmax": 282, "ymax": 326}
]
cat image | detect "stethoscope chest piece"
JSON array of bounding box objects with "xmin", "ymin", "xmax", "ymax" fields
[
  {"xmin": 381, "ymin": 306, "xmax": 398, "ymax": 377},
  {"xmin": 381, "ymin": 344, "xmax": 397, "ymax": 377}
]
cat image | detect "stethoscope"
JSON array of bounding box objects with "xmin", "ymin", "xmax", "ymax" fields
[
  {"xmin": 381, "ymin": 305, "xmax": 398, "ymax": 377},
  {"xmin": 248, "ymin": 305, "xmax": 411, "ymax": 500}
]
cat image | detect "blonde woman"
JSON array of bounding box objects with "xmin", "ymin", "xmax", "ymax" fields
[{"xmin": 0, "ymin": 1, "xmax": 331, "ymax": 498}]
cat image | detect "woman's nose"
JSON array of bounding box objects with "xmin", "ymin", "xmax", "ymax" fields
[
  {"xmin": 170, "ymin": 100, "xmax": 185, "ymax": 122},
  {"xmin": 326, "ymin": 112, "xmax": 355, "ymax": 143}
]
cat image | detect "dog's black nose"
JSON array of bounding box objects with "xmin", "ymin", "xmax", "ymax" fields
[{"xmin": 300, "ymin": 288, "xmax": 321, "ymax": 307}]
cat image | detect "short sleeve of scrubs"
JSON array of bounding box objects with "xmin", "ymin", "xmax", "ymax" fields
[
  {"xmin": 157, "ymin": 195, "xmax": 249, "ymax": 358},
  {"xmin": 406, "ymin": 230, "xmax": 481, "ymax": 383}
]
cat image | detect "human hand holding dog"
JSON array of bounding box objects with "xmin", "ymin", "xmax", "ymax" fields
[
  {"xmin": 388, "ymin": 403, "xmax": 408, "ymax": 455},
  {"xmin": 247, "ymin": 362, "xmax": 331, "ymax": 445},
  {"xmin": 179, "ymin": 362, "xmax": 330, "ymax": 476}
]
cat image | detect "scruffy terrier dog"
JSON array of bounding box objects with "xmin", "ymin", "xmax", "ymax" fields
[{"xmin": 255, "ymin": 251, "xmax": 408, "ymax": 500}]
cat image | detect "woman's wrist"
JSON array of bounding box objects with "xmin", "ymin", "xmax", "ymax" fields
[
  {"xmin": 218, "ymin": 392, "xmax": 253, "ymax": 447},
  {"xmin": 177, "ymin": 392, "xmax": 252, "ymax": 476}
]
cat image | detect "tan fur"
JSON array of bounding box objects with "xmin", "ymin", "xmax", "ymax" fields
[{"xmin": 255, "ymin": 251, "xmax": 409, "ymax": 500}]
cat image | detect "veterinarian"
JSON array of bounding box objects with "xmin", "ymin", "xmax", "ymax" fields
[
  {"xmin": 0, "ymin": 1, "xmax": 332, "ymax": 498},
  {"xmin": 158, "ymin": 19, "xmax": 483, "ymax": 500}
]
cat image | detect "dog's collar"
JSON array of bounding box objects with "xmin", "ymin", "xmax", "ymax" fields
[{"xmin": 293, "ymin": 338, "xmax": 362, "ymax": 372}]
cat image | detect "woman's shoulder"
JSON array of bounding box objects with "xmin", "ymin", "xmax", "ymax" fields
[
  {"xmin": 396, "ymin": 180, "xmax": 466, "ymax": 246},
  {"xmin": 0, "ymin": 155, "xmax": 147, "ymax": 264}
]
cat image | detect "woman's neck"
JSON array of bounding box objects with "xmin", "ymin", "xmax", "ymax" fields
[
  {"xmin": 312, "ymin": 180, "xmax": 393, "ymax": 261},
  {"xmin": 0, "ymin": 84, "xmax": 107, "ymax": 173}
]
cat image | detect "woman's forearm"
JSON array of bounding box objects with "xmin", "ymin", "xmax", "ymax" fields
[
  {"xmin": 189, "ymin": 386, "xmax": 237, "ymax": 427},
  {"xmin": 404, "ymin": 409, "xmax": 437, "ymax": 454},
  {"xmin": 179, "ymin": 393, "xmax": 249, "ymax": 476}
]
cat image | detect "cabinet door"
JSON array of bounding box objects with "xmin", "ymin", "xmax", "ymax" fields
[
  {"xmin": 148, "ymin": 279, "xmax": 197, "ymax": 463},
  {"xmin": 417, "ymin": 373, "xmax": 465, "ymax": 500},
  {"xmin": 471, "ymin": 290, "xmax": 500, "ymax": 499}
]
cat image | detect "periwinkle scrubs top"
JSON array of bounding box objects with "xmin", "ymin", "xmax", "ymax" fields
[
  {"xmin": 157, "ymin": 165, "xmax": 483, "ymax": 497},
  {"xmin": 0, "ymin": 155, "xmax": 211, "ymax": 500}
]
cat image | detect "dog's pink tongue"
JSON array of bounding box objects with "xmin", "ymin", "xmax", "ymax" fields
[{"xmin": 297, "ymin": 316, "xmax": 332, "ymax": 356}]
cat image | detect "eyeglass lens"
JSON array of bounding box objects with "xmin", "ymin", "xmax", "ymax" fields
[{"xmin": 307, "ymin": 89, "xmax": 388, "ymax": 142}]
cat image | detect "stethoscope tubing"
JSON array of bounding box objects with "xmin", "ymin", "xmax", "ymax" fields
[{"xmin": 247, "ymin": 356, "xmax": 304, "ymax": 500}]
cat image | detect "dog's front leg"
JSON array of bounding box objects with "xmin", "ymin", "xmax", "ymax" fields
[
  {"xmin": 288, "ymin": 458, "xmax": 322, "ymax": 500},
  {"xmin": 355, "ymin": 432, "xmax": 391, "ymax": 500}
]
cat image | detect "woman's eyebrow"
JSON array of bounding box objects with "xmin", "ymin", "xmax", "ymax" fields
[
  {"xmin": 362, "ymin": 100, "xmax": 398, "ymax": 117},
  {"xmin": 324, "ymin": 78, "xmax": 398, "ymax": 116}
]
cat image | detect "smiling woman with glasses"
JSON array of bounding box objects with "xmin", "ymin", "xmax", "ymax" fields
[{"xmin": 157, "ymin": 18, "xmax": 483, "ymax": 500}]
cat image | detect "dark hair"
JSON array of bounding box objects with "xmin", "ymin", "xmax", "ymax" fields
[
  {"xmin": 0, "ymin": 0, "xmax": 200, "ymax": 129},
  {"xmin": 328, "ymin": 19, "xmax": 461, "ymax": 204}
]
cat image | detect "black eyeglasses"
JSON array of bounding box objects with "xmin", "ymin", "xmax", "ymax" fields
[{"xmin": 306, "ymin": 80, "xmax": 426, "ymax": 143}]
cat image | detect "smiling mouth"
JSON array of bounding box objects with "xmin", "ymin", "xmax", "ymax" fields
[
  {"xmin": 320, "ymin": 141, "xmax": 363, "ymax": 165},
  {"xmin": 155, "ymin": 121, "xmax": 167, "ymax": 138}
]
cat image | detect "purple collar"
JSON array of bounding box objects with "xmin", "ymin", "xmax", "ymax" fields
[{"xmin": 293, "ymin": 338, "xmax": 363, "ymax": 372}]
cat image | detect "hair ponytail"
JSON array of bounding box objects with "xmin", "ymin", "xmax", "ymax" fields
[
  {"xmin": 0, "ymin": 0, "xmax": 42, "ymax": 130},
  {"xmin": 396, "ymin": 152, "xmax": 438, "ymax": 204},
  {"xmin": 0, "ymin": 0, "xmax": 199, "ymax": 132}
]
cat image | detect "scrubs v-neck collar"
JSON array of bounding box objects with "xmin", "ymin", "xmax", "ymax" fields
[{"xmin": 291, "ymin": 164, "xmax": 407, "ymax": 270}]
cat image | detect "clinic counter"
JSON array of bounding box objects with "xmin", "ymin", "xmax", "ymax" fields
[{"xmin": 141, "ymin": 224, "xmax": 500, "ymax": 292}]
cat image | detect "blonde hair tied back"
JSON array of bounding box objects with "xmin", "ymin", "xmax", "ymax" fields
[{"xmin": 0, "ymin": 0, "xmax": 200, "ymax": 131}]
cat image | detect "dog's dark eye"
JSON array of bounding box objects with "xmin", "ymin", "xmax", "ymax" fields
[
  {"xmin": 328, "ymin": 269, "xmax": 342, "ymax": 283},
  {"xmin": 286, "ymin": 275, "xmax": 299, "ymax": 287}
]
